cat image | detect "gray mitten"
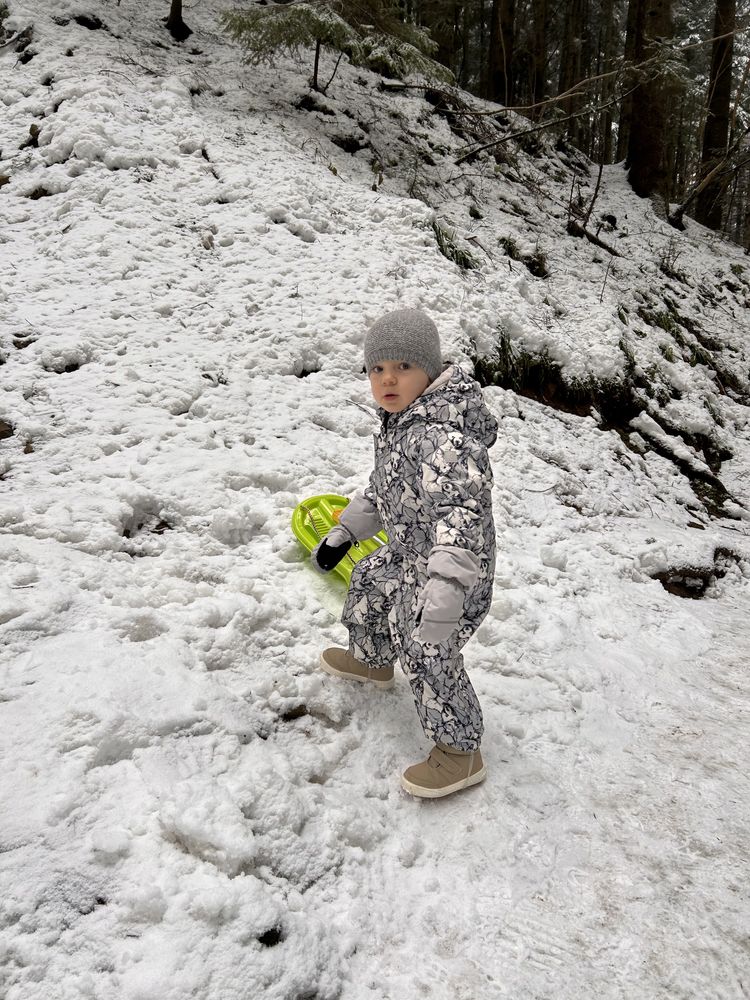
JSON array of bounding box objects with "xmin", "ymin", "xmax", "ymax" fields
[
  {"xmin": 413, "ymin": 546, "xmax": 481, "ymax": 646},
  {"xmin": 414, "ymin": 576, "xmax": 465, "ymax": 645}
]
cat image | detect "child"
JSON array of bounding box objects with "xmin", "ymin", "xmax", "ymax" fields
[{"xmin": 312, "ymin": 308, "xmax": 497, "ymax": 798}]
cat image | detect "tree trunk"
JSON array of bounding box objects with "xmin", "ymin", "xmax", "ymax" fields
[
  {"xmin": 558, "ymin": 0, "xmax": 587, "ymax": 148},
  {"xmin": 626, "ymin": 0, "xmax": 674, "ymax": 200},
  {"xmin": 594, "ymin": 0, "xmax": 617, "ymax": 162},
  {"xmin": 312, "ymin": 39, "xmax": 321, "ymax": 91},
  {"xmin": 460, "ymin": 3, "xmax": 471, "ymax": 88},
  {"xmin": 694, "ymin": 0, "xmax": 736, "ymax": 230},
  {"xmin": 488, "ymin": 0, "xmax": 515, "ymax": 105},
  {"xmin": 166, "ymin": 0, "xmax": 192, "ymax": 42},
  {"xmin": 671, "ymin": 95, "xmax": 689, "ymax": 197},
  {"xmin": 530, "ymin": 0, "xmax": 548, "ymax": 117},
  {"xmin": 479, "ymin": 0, "xmax": 488, "ymax": 97},
  {"xmin": 617, "ymin": 0, "xmax": 639, "ymax": 162}
]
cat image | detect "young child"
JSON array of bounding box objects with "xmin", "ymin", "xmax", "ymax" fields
[{"xmin": 312, "ymin": 308, "xmax": 497, "ymax": 798}]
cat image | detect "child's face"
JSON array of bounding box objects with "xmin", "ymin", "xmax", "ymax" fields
[{"xmin": 369, "ymin": 360, "xmax": 431, "ymax": 413}]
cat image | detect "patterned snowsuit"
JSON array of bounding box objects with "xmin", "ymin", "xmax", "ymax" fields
[{"xmin": 340, "ymin": 365, "xmax": 497, "ymax": 752}]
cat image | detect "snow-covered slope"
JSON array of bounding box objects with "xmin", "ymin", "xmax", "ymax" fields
[{"xmin": 1, "ymin": 3, "xmax": 749, "ymax": 999}]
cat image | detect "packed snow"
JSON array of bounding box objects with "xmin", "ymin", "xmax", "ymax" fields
[{"xmin": 1, "ymin": 2, "xmax": 749, "ymax": 998}]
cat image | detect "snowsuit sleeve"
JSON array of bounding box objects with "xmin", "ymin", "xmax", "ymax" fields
[{"xmin": 419, "ymin": 422, "xmax": 490, "ymax": 590}]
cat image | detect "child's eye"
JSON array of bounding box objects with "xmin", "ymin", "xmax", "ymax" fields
[{"xmin": 399, "ymin": 363, "xmax": 411, "ymax": 370}]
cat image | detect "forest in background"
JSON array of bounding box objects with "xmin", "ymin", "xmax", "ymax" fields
[{"xmin": 214, "ymin": 0, "xmax": 750, "ymax": 248}]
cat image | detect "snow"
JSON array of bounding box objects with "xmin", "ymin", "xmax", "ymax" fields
[{"xmin": 1, "ymin": 2, "xmax": 749, "ymax": 999}]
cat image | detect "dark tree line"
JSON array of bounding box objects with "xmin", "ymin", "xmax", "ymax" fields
[
  {"xmin": 404, "ymin": 0, "xmax": 748, "ymax": 242},
  {"xmin": 220, "ymin": 1, "xmax": 749, "ymax": 244}
]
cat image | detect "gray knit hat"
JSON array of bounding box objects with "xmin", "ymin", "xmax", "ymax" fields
[{"xmin": 364, "ymin": 309, "xmax": 442, "ymax": 384}]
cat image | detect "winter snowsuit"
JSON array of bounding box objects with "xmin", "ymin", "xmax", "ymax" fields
[{"xmin": 340, "ymin": 364, "xmax": 498, "ymax": 752}]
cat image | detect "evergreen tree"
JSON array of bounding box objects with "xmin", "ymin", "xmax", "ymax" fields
[
  {"xmin": 530, "ymin": 0, "xmax": 549, "ymax": 116},
  {"xmin": 407, "ymin": 0, "xmax": 485, "ymax": 89},
  {"xmin": 487, "ymin": 0, "xmax": 515, "ymax": 105},
  {"xmin": 625, "ymin": 0, "xmax": 679, "ymax": 200},
  {"xmin": 694, "ymin": 0, "xmax": 736, "ymax": 229},
  {"xmin": 221, "ymin": 0, "xmax": 452, "ymax": 93},
  {"xmin": 410, "ymin": 0, "xmax": 459, "ymax": 73}
]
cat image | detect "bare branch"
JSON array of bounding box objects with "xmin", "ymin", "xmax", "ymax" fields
[
  {"xmin": 583, "ymin": 162, "xmax": 605, "ymax": 230},
  {"xmin": 455, "ymin": 86, "xmax": 639, "ymax": 164},
  {"xmin": 0, "ymin": 31, "xmax": 25, "ymax": 50},
  {"xmin": 452, "ymin": 27, "xmax": 748, "ymax": 123}
]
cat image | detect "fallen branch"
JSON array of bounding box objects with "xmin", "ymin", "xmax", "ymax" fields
[
  {"xmin": 567, "ymin": 219, "xmax": 622, "ymax": 257},
  {"xmin": 0, "ymin": 30, "xmax": 25, "ymax": 49},
  {"xmin": 378, "ymin": 80, "xmax": 434, "ymax": 92},
  {"xmin": 455, "ymin": 87, "xmax": 638, "ymax": 164},
  {"xmin": 668, "ymin": 142, "xmax": 750, "ymax": 230}
]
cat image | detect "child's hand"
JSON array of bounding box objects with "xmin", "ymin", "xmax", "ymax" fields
[
  {"xmin": 311, "ymin": 525, "xmax": 353, "ymax": 573},
  {"xmin": 414, "ymin": 577, "xmax": 465, "ymax": 645}
]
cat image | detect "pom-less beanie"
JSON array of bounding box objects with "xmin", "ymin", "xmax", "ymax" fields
[{"xmin": 364, "ymin": 309, "xmax": 443, "ymax": 384}]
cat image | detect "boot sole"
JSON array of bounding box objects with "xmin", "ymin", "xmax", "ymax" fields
[
  {"xmin": 318, "ymin": 653, "xmax": 395, "ymax": 690},
  {"xmin": 401, "ymin": 765, "xmax": 487, "ymax": 798}
]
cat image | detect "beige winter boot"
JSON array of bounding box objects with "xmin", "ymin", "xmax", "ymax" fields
[
  {"xmin": 319, "ymin": 647, "xmax": 395, "ymax": 690},
  {"xmin": 401, "ymin": 743, "xmax": 486, "ymax": 798}
]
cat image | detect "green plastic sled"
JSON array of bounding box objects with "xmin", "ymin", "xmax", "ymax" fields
[{"xmin": 291, "ymin": 493, "xmax": 388, "ymax": 584}]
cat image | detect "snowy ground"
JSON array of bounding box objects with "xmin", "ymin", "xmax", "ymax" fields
[{"xmin": 1, "ymin": 3, "xmax": 749, "ymax": 999}]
